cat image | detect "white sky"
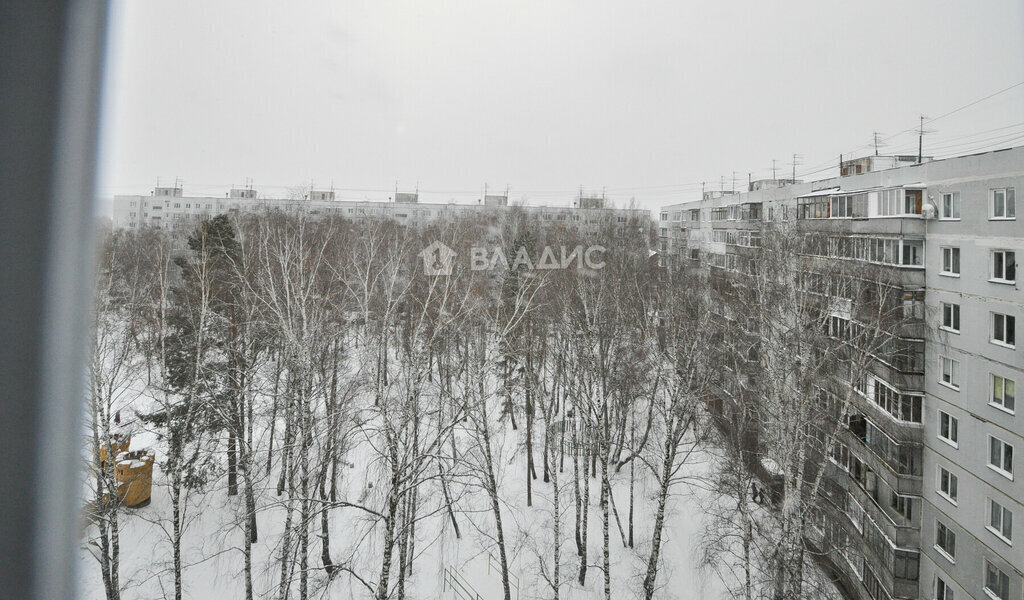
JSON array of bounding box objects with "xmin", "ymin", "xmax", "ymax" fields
[{"xmin": 97, "ymin": 0, "xmax": 1024, "ymax": 212}]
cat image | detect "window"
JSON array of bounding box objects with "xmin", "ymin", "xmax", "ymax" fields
[
  {"xmin": 991, "ymin": 375, "xmax": 1016, "ymax": 412},
  {"xmin": 941, "ymin": 192, "xmax": 960, "ymax": 219},
  {"xmin": 989, "ymin": 436, "xmax": 1013, "ymax": 477},
  {"xmin": 941, "ymin": 247, "xmax": 960, "ymax": 275},
  {"xmin": 864, "ymin": 568, "xmax": 886, "ymax": 600},
  {"xmin": 890, "ymin": 492, "xmax": 914, "ymax": 520},
  {"xmin": 901, "ymin": 239, "xmax": 923, "ymax": 266},
  {"xmin": 992, "ymin": 313, "xmax": 1015, "ymax": 347},
  {"xmin": 904, "ymin": 189, "xmax": 923, "ymax": 215},
  {"xmin": 992, "ymin": 187, "xmax": 1016, "ymax": 219},
  {"xmin": 991, "ymin": 250, "xmax": 1016, "ymax": 283},
  {"xmin": 831, "ymin": 194, "xmax": 854, "ymax": 217},
  {"xmin": 940, "ymin": 357, "xmax": 959, "ymax": 389},
  {"xmin": 939, "ymin": 411, "xmax": 959, "ymax": 446},
  {"xmin": 942, "ymin": 302, "xmax": 960, "ymax": 332},
  {"xmin": 938, "ymin": 466, "xmax": 958, "ymax": 503},
  {"xmin": 985, "ymin": 561, "xmax": 1010, "ymax": 600},
  {"xmin": 871, "ymin": 378, "xmax": 922, "ymax": 423},
  {"xmin": 988, "ymin": 498, "xmax": 1013, "ymax": 542},
  {"xmin": 893, "ymin": 550, "xmax": 919, "ymax": 581},
  {"xmin": 935, "ymin": 520, "xmax": 956, "ymax": 559},
  {"xmin": 936, "ymin": 576, "xmax": 954, "ymax": 600},
  {"xmin": 877, "ymin": 188, "xmax": 902, "ymax": 216}
]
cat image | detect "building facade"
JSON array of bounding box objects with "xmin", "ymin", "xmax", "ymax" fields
[
  {"xmin": 111, "ymin": 187, "xmax": 650, "ymax": 236},
  {"xmin": 661, "ymin": 147, "xmax": 1022, "ymax": 600}
]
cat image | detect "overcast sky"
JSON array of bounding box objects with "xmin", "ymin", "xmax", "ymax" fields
[{"xmin": 97, "ymin": 0, "xmax": 1024, "ymax": 212}]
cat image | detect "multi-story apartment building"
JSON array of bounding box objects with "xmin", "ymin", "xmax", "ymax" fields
[
  {"xmin": 660, "ymin": 147, "xmax": 1022, "ymax": 600},
  {"xmin": 111, "ymin": 186, "xmax": 650, "ymax": 236}
]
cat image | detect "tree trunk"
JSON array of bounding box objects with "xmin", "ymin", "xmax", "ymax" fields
[
  {"xmin": 172, "ymin": 475, "xmax": 183, "ymax": 600},
  {"xmin": 578, "ymin": 443, "xmax": 591, "ymax": 586},
  {"xmin": 642, "ymin": 424, "xmax": 677, "ymax": 600}
]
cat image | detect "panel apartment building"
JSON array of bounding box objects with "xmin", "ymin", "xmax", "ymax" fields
[
  {"xmin": 110, "ymin": 186, "xmax": 650, "ymax": 236},
  {"xmin": 660, "ymin": 147, "xmax": 1022, "ymax": 600}
]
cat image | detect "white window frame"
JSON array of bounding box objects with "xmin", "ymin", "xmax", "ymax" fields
[
  {"xmin": 991, "ymin": 187, "xmax": 1016, "ymax": 220},
  {"xmin": 937, "ymin": 465, "xmax": 958, "ymax": 505},
  {"xmin": 941, "ymin": 302, "xmax": 961, "ymax": 333},
  {"xmin": 936, "ymin": 576, "xmax": 954, "ymax": 600},
  {"xmin": 986, "ymin": 497, "xmax": 1012, "ymax": 544},
  {"xmin": 940, "ymin": 247, "xmax": 960, "ymax": 277},
  {"xmin": 940, "ymin": 356, "xmax": 960, "ymax": 390},
  {"xmin": 991, "ymin": 312, "xmax": 1016, "ymax": 348},
  {"xmin": 990, "ymin": 250, "xmax": 1016, "ymax": 284},
  {"xmin": 991, "ymin": 374, "xmax": 1016, "ymax": 414},
  {"xmin": 938, "ymin": 411, "xmax": 959, "ymax": 448},
  {"xmin": 935, "ymin": 520, "xmax": 956, "ymax": 562},
  {"xmin": 940, "ymin": 192, "xmax": 961, "ymax": 220},
  {"xmin": 984, "ymin": 560, "xmax": 1011, "ymax": 600},
  {"xmin": 988, "ymin": 435, "xmax": 1014, "ymax": 479}
]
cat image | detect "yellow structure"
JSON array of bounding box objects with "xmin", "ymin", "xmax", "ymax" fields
[
  {"xmin": 97, "ymin": 433, "xmax": 130, "ymax": 466},
  {"xmin": 113, "ymin": 449, "xmax": 155, "ymax": 508}
]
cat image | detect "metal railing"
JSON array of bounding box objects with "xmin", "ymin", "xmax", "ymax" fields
[
  {"xmin": 442, "ymin": 566, "xmax": 484, "ymax": 600},
  {"xmin": 487, "ymin": 554, "xmax": 521, "ymax": 600}
]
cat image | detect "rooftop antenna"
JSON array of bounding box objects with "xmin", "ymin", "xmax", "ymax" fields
[
  {"xmin": 873, "ymin": 131, "xmax": 886, "ymax": 156},
  {"xmin": 731, "ymin": 172, "xmax": 737, "ymax": 193},
  {"xmin": 917, "ymin": 116, "xmax": 935, "ymax": 164},
  {"xmin": 771, "ymin": 160, "xmax": 778, "ymax": 180},
  {"xmin": 919, "ymin": 116, "xmax": 925, "ymax": 163},
  {"xmin": 791, "ymin": 154, "xmax": 802, "ymax": 182}
]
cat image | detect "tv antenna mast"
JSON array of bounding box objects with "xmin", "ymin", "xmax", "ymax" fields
[
  {"xmin": 917, "ymin": 116, "xmax": 936, "ymax": 163},
  {"xmin": 873, "ymin": 131, "xmax": 887, "ymax": 156}
]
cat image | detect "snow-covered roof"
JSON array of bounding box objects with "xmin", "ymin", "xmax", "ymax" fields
[{"xmin": 796, "ymin": 187, "xmax": 841, "ymax": 198}]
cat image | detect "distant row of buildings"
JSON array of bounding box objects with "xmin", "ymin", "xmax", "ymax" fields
[
  {"xmin": 110, "ymin": 187, "xmax": 647, "ymax": 235},
  {"xmin": 659, "ymin": 148, "xmax": 1022, "ymax": 600}
]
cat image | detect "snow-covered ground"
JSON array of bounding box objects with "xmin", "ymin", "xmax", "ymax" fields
[{"xmin": 80, "ymin": 400, "xmax": 725, "ymax": 600}]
